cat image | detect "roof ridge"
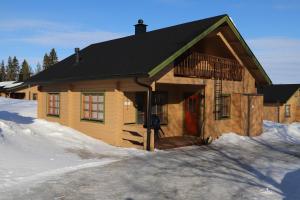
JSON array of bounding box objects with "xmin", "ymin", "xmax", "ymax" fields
[{"xmin": 89, "ymin": 14, "xmax": 228, "ymax": 47}]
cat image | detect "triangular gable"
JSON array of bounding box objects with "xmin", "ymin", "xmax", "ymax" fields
[{"xmin": 148, "ymin": 15, "xmax": 272, "ymax": 85}]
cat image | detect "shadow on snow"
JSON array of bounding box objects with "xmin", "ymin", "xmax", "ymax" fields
[{"xmin": 0, "ymin": 111, "xmax": 34, "ymax": 124}]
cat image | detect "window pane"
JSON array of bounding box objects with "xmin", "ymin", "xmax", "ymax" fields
[
  {"xmin": 92, "ymin": 95, "xmax": 98, "ymax": 102},
  {"xmin": 92, "ymin": 103, "xmax": 98, "ymax": 111},
  {"xmin": 99, "ymin": 103, "xmax": 104, "ymax": 111},
  {"xmin": 98, "ymin": 112, "xmax": 104, "ymax": 120},
  {"xmin": 84, "ymin": 95, "xmax": 89, "ymax": 101},
  {"xmin": 91, "ymin": 112, "xmax": 98, "ymax": 119},
  {"xmin": 99, "ymin": 95, "xmax": 104, "ymax": 102},
  {"xmin": 84, "ymin": 111, "xmax": 89, "ymax": 118},
  {"xmin": 84, "ymin": 103, "xmax": 89, "ymax": 110}
]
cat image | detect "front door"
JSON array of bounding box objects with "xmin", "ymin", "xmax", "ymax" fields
[{"xmin": 184, "ymin": 93, "xmax": 200, "ymax": 136}]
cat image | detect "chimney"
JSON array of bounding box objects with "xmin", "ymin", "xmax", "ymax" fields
[
  {"xmin": 134, "ymin": 19, "xmax": 147, "ymax": 35},
  {"xmin": 75, "ymin": 48, "xmax": 80, "ymax": 64}
]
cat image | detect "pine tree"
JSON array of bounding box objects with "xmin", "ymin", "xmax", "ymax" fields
[
  {"xmin": 35, "ymin": 62, "xmax": 42, "ymax": 74},
  {"xmin": 43, "ymin": 53, "xmax": 51, "ymax": 70},
  {"xmin": 49, "ymin": 48, "xmax": 58, "ymax": 66},
  {"xmin": 0, "ymin": 60, "xmax": 6, "ymax": 81},
  {"xmin": 19, "ymin": 59, "xmax": 31, "ymax": 81},
  {"xmin": 6, "ymin": 56, "xmax": 14, "ymax": 81},
  {"xmin": 12, "ymin": 56, "xmax": 19, "ymax": 81}
]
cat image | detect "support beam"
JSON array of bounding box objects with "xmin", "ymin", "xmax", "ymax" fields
[{"xmin": 217, "ymin": 32, "xmax": 244, "ymax": 67}]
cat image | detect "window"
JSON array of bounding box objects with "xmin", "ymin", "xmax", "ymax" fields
[
  {"xmin": 135, "ymin": 92, "xmax": 168, "ymax": 125},
  {"xmin": 285, "ymin": 104, "xmax": 291, "ymax": 118},
  {"xmin": 82, "ymin": 93, "xmax": 104, "ymax": 122},
  {"xmin": 47, "ymin": 93, "xmax": 60, "ymax": 116},
  {"xmin": 152, "ymin": 92, "xmax": 168, "ymax": 124},
  {"xmin": 216, "ymin": 94, "xmax": 231, "ymax": 120}
]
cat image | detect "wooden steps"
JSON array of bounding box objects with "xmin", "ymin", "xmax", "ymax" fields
[
  {"xmin": 122, "ymin": 130, "xmax": 144, "ymax": 143},
  {"xmin": 121, "ymin": 128, "xmax": 145, "ymax": 149}
]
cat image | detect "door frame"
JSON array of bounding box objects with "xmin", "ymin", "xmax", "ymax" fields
[{"xmin": 183, "ymin": 89, "xmax": 205, "ymax": 137}]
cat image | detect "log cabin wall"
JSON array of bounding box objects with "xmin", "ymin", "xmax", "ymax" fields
[
  {"xmin": 279, "ymin": 91, "xmax": 300, "ymax": 123},
  {"xmin": 263, "ymin": 104, "xmax": 279, "ymax": 123},
  {"xmin": 38, "ymin": 79, "xmax": 149, "ymax": 147},
  {"xmin": 13, "ymin": 86, "xmax": 39, "ymax": 100},
  {"xmin": 263, "ymin": 90, "xmax": 300, "ymax": 123}
]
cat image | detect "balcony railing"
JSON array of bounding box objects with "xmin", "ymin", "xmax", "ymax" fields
[{"xmin": 174, "ymin": 52, "xmax": 243, "ymax": 81}]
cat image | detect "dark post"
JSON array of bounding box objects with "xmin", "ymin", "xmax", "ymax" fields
[
  {"xmin": 134, "ymin": 77, "xmax": 152, "ymax": 151},
  {"xmin": 146, "ymin": 88, "xmax": 152, "ymax": 151}
]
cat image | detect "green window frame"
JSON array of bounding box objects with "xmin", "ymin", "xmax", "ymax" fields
[
  {"xmin": 216, "ymin": 94, "xmax": 231, "ymax": 120},
  {"xmin": 81, "ymin": 93, "xmax": 105, "ymax": 122},
  {"xmin": 47, "ymin": 93, "xmax": 60, "ymax": 117}
]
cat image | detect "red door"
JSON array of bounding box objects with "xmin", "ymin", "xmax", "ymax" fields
[{"xmin": 184, "ymin": 93, "xmax": 200, "ymax": 136}]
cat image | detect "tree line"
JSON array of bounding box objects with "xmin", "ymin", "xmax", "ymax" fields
[{"xmin": 0, "ymin": 48, "xmax": 58, "ymax": 82}]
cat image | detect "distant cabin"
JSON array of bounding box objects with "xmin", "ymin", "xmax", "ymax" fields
[
  {"xmin": 258, "ymin": 84, "xmax": 300, "ymax": 123},
  {"xmin": 27, "ymin": 15, "xmax": 272, "ymax": 150},
  {"xmin": 0, "ymin": 81, "xmax": 38, "ymax": 100}
]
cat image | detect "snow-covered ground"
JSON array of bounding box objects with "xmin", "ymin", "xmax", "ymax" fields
[
  {"xmin": 0, "ymin": 98, "xmax": 145, "ymax": 190},
  {"xmin": 0, "ymin": 98, "xmax": 300, "ymax": 200}
]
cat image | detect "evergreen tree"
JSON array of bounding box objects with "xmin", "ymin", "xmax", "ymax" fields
[
  {"xmin": 43, "ymin": 53, "xmax": 51, "ymax": 70},
  {"xmin": 6, "ymin": 56, "xmax": 14, "ymax": 81},
  {"xmin": 19, "ymin": 59, "xmax": 31, "ymax": 81},
  {"xmin": 49, "ymin": 48, "xmax": 58, "ymax": 66},
  {"xmin": 35, "ymin": 62, "xmax": 42, "ymax": 74},
  {"xmin": 12, "ymin": 56, "xmax": 19, "ymax": 81},
  {"xmin": 0, "ymin": 60, "xmax": 6, "ymax": 81}
]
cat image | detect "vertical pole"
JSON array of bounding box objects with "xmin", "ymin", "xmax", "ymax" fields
[
  {"xmin": 146, "ymin": 88, "xmax": 152, "ymax": 151},
  {"xmin": 277, "ymin": 101, "xmax": 280, "ymax": 123},
  {"xmin": 135, "ymin": 77, "xmax": 153, "ymax": 151},
  {"xmin": 247, "ymin": 95, "xmax": 251, "ymax": 136}
]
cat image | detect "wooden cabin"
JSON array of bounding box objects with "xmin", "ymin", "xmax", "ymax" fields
[
  {"xmin": 27, "ymin": 15, "xmax": 272, "ymax": 150},
  {"xmin": 0, "ymin": 81, "xmax": 39, "ymax": 100},
  {"xmin": 258, "ymin": 84, "xmax": 300, "ymax": 123}
]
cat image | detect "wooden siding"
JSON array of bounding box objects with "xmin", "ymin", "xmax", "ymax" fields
[
  {"xmin": 263, "ymin": 105, "xmax": 279, "ymax": 122},
  {"xmin": 263, "ymin": 90, "xmax": 300, "ymax": 123},
  {"xmin": 14, "ymin": 86, "xmax": 39, "ymax": 100}
]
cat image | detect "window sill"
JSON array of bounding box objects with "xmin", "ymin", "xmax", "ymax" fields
[
  {"xmin": 47, "ymin": 114, "xmax": 60, "ymax": 118},
  {"xmin": 217, "ymin": 116, "xmax": 231, "ymax": 121},
  {"xmin": 81, "ymin": 118, "xmax": 104, "ymax": 124}
]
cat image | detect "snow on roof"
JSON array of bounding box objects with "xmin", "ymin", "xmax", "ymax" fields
[
  {"xmin": 0, "ymin": 81, "xmax": 16, "ymax": 87},
  {"xmin": 3, "ymin": 82, "xmax": 24, "ymax": 89}
]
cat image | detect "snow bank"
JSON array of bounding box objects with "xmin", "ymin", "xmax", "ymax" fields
[
  {"xmin": 0, "ymin": 97, "xmax": 146, "ymax": 190},
  {"xmin": 215, "ymin": 120, "xmax": 300, "ymax": 146}
]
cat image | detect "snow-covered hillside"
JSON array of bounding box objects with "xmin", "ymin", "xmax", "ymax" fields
[{"xmin": 0, "ymin": 98, "xmax": 145, "ymax": 190}]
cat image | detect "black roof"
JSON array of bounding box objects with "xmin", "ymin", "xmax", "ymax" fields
[
  {"xmin": 258, "ymin": 84, "xmax": 300, "ymax": 104},
  {"xmin": 27, "ymin": 14, "xmax": 270, "ymax": 85}
]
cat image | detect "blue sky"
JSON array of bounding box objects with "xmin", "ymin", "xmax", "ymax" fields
[{"xmin": 0, "ymin": 0, "xmax": 299, "ymax": 83}]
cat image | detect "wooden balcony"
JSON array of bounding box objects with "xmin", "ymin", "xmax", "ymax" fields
[{"xmin": 174, "ymin": 52, "xmax": 243, "ymax": 81}]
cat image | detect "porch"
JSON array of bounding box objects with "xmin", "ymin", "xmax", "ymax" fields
[{"xmin": 121, "ymin": 83, "xmax": 205, "ymax": 150}]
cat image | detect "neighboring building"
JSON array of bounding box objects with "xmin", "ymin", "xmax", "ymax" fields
[
  {"xmin": 0, "ymin": 81, "xmax": 15, "ymax": 97},
  {"xmin": 258, "ymin": 84, "xmax": 300, "ymax": 123},
  {"xmin": 0, "ymin": 81, "xmax": 39, "ymax": 100},
  {"xmin": 27, "ymin": 15, "xmax": 272, "ymax": 150}
]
